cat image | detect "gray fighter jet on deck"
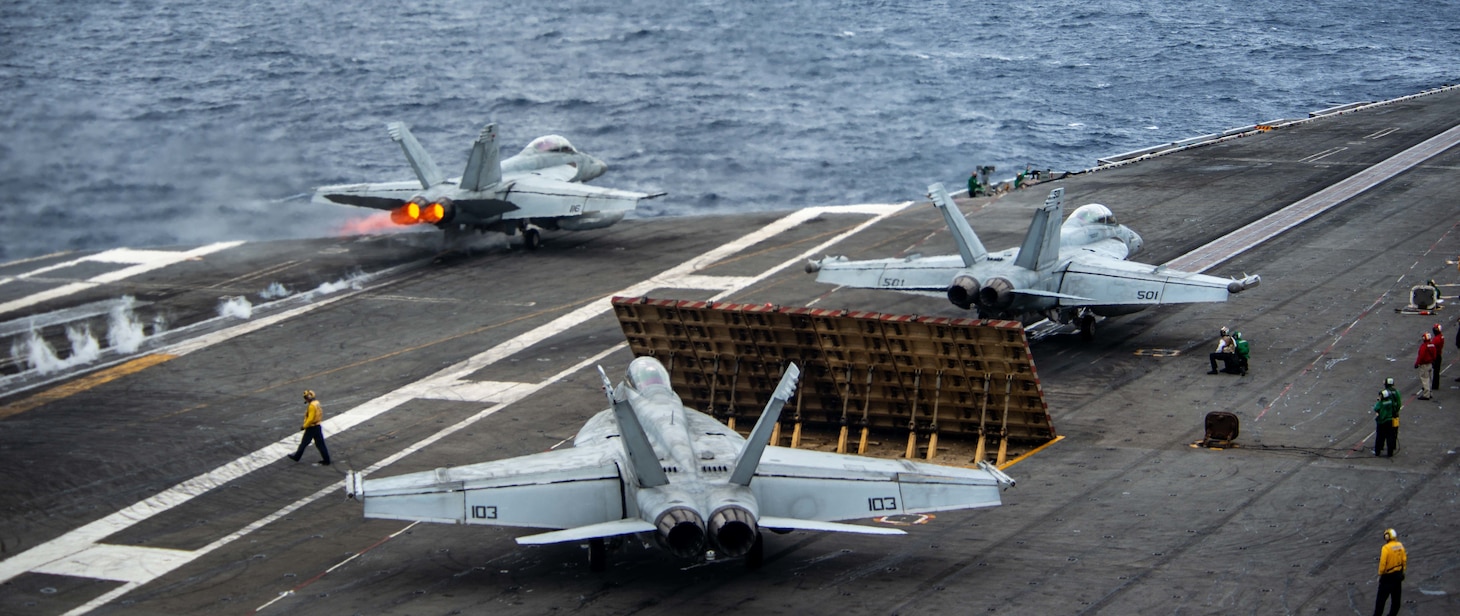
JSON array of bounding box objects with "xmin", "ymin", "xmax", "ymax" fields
[
  {"xmin": 807, "ymin": 183, "xmax": 1260, "ymax": 338},
  {"xmin": 313, "ymin": 122, "xmax": 665, "ymax": 249},
  {"xmin": 345, "ymin": 357, "xmax": 1013, "ymax": 571}
]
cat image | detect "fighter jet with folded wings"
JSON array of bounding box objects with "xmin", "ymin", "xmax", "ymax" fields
[
  {"xmin": 345, "ymin": 356, "xmax": 1013, "ymax": 571},
  {"xmin": 313, "ymin": 122, "xmax": 665, "ymax": 249},
  {"xmin": 806, "ymin": 183, "xmax": 1260, "ymax": 338}
]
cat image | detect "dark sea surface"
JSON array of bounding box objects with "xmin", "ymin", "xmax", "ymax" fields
[{"xmin": 1, "ymin": 0, "xmax": 1456, "ymax": 261}]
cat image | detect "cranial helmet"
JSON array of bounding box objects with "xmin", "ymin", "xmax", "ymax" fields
[
  {"xmin": 1220, "ymin": 326, "xmax": 1229, "ymax": 336},
  {"xmin": 1384, "ymin": 528, "xmax": 1397, "ymax": 541},
  {"xmin": 1385, "ymin": 377, "xmax": 1395, "ymax": 387},
  {"xmin": 1381, "ymin": 389, "xmax": 1390, "ymax": 398},
  {"xmin": 1435, "ymin": 323, "xmax": 1443, "ymax": 333},
  {"xmin": 303, "ymin": 390, "xmax": 316, "ymax": 401}
]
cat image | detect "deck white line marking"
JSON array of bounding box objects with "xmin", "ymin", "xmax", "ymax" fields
[
  {"xmin": 1, "ymin": 202, "xmax": 910, "ymax": 611},
  {"xmin": 1297, "ymin": 147, "xmax": 1347, "ymax": 163},
  {"xmin": 0, "ymin": 242, "xmax": 245, "ymax": 317},
  {"xmin": 1165, "ymin": 122, "xmax": 1460, "ymax": 273}
]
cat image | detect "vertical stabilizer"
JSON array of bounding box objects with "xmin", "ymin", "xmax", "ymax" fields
[
  {"xmin": 729, "ymin": 364, "xmax": 800, "ymax": 486},
  {"xmin": 598, "ymin": 367, "xmax": 670, "ymax": 488},
  {"xmin": 386, "ymin": 122, "xmax": 446, "ymax": 189},
  {"xmin": 928, "ymin": 183, "xmax": 988, "ymax": 267},
  {"xmin": 460, "ymin": 123, "xmax": 502, "ymax": 192},
  {"xmin": 1013, "ymin": 188, "xmax": 1064, "ymax": 272}
]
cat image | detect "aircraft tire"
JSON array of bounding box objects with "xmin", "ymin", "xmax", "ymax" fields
[
  {"xmin": 588, "ymin": 537, "xmax": 607, "ymax": 572},
  {"xmin": 523, "ymin": 228, "xmax": 542, "ymax": 250},
  {"xmin": 1079, "ymin": 315, "xmax": 1096, "ymax": 341}
]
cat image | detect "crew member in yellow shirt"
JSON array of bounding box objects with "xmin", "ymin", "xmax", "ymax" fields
[
  {"xmin": 1373, "ymin": 528, "xmax": 1406, "ymax": 616},
  {"xmin": 288, "ymin": 390, "xmax": 331, "ymax": 465}
]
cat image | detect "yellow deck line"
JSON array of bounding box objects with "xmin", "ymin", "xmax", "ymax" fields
[
  {"xmin": 999, "ymin": 435, "xmax": 1066, "ymax": 470},
  {"xmin": 0, "ymin": 354, "xmax": 176, "ymax": 420}
]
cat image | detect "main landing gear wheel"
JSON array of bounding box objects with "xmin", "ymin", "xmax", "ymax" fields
[
  {"xmin": 1078, "ymin": 314, "xmax": 1096, "ymax": 341},
  {"xmin": 523, "ymin": 228, "xmax": 542, "ymax": 250},
  {"xmin": 588, "ymin": 537, "xmax": 607, "ymax": 572}
]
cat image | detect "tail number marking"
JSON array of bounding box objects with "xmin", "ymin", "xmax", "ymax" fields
[
  {"xmin": 472, "ymin": 505, "xmax": 499, "ymax": 520},
  {"xmin": 868, "ymin": 496, "xmax": 898, "ymax": 512}
]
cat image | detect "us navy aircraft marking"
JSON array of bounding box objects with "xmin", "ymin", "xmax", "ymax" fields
[{"xmin": 0, "ymin": 201, "xmax": 913, "ymax": 614}]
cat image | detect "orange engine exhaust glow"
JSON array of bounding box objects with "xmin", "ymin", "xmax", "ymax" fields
[
  {"xmin": 390, "ymin": 203, "xmax": 422, "ymax": 225},
  {"xmin": 420, "ymin": 202, "xmax": 445, "ymax": 224},
  {"xmin": 337, "ymin": 212, "xmax": 409, "ymax": 236}
]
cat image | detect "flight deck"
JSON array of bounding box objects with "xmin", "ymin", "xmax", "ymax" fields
[{"xmin": 2, "ymin": 86, "xmax": 1459, "ymax": 614}]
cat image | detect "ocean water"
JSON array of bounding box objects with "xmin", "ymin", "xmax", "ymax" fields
[{"xmin": 1, "ymin": 0, "xmax": 1456, "ymax": 261}]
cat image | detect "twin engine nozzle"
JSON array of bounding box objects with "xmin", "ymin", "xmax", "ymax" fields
[
  {"xmin": 389, "ymin": 197, "xmax": 453, "ymax": 226},
  {"xmin": 653, "ymin": 505, "xmax": 759, "ymax": 559},
  {"xmin": 946, "ymin": 275, "xmax": 1016, "ymax": 311}
]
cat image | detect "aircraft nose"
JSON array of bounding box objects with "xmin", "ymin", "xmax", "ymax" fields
[{"xmin": 1128, "ymin": 231, "xmax": 1145, "ymax": 256}]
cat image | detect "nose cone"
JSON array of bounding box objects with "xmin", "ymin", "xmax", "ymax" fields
[{"xmin": 578, "ymin": 156, "xmax": 608, "ymax": 182}]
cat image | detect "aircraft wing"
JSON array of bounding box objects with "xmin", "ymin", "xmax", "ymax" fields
[
  {"xmin": 809, "ymin": 255, "xmax": 966, "ymax": 296},
  {"xmin": 750, "ymin": 446, "xmax": 1010, "ymax": 524},
  {"xmin": 1058, "ymin": 257, "xmax": 1258, "ymax": 306},
  {"xmin": 500, "ymin": 175, "xmax": 664, "ymax": 219},
  {"xmin": 352, "ymin": 446, "xmax": 626, "ymax": 530}
]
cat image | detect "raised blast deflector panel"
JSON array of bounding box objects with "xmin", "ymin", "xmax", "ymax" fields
[{"xmin": 610, "ymin": 296, "xmax": 1056, "ymax": 457}]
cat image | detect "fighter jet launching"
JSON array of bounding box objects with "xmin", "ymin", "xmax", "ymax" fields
[
  {"xmin": 345, "ymin": 357, "xmax": 1013, "ymax": 571},
  {"xmin": 313, "ymin": 122, "xmax": 665, "ymax": 249},
  {"xmin": 806, "ymin": 183, "xmax": 1260, "ymax": 338}
]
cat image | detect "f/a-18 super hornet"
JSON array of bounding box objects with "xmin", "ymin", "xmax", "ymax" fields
[
  {"xmin": 345, "ymin": 357, "xmax": 1013, "ymax": 571},
  {"xmin": 313, "ymin": 122, "xmax": 665, "ymax": 249},
  {"xmin": 806, "ymin": 183, "xmax": 1260, "ymax": 338}
]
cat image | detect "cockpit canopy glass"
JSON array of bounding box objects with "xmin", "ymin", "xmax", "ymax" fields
[
  {"xmin": 1070, "ymin": 204, "xmax": 1117, "ymax": 226},
  {"xmin": 524, "ymin": 135, "xmax": 577, "ymax": 155},
  {"xmin": 627, "ymin": 357, "xmax": 671, "ymax": 391}
]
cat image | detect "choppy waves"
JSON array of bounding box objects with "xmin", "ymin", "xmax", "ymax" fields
[{"xmin": 0, "ymin": 0, "xmax": 1455, "ymax": 260}]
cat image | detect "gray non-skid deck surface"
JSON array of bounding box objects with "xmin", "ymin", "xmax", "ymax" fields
[{"xmin": 1, "ymin": 88, "xmax": 1458, "ymax": 614}]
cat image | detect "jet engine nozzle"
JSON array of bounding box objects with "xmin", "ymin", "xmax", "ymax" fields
[
  {"xmin": 390, "ymin": 201, "xmax": 423, "ymax": 225},
  {"xmin": 707, "ymin": 506, "xmax": 758, "ymax": 557},
  {"xmin": 946, "ymin": 275, "xmax": 980, "ymax": 310},
  {"xmin": 420, "ymin": 198, "xmax": 452, "ymax": 224},
  {"xmin": 978, "ymin": 278, "xmax": 1016, "ymax": 308},
  {"xmin": 653, "ymin": 506, "xmax": 707, "ymax": 558}
]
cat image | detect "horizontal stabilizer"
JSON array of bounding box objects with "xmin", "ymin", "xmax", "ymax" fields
[
  {"xmin": 758, "ymin": 516, "xmax": 906, "ymax": 536},
  {"xmin": 516, "ymin": 518, "xmax": 657, "ymax": 545}
]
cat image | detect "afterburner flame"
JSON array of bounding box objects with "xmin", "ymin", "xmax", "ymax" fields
[
  {"xmin": 337, "ymin": 212, "xmax": 408, "ymax": 235},
  {"xmin": 390, "ymin": 203, "xmax": 422, "ymax": 225},
  {"xmin": 420, "ymin": 202, "xmax": 445, "ymax": 224}
]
